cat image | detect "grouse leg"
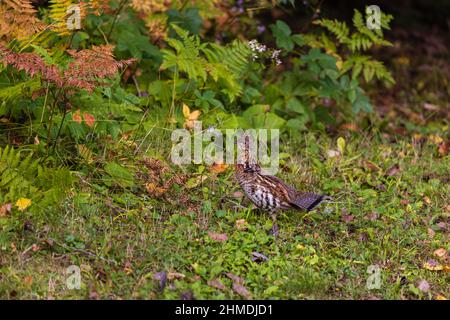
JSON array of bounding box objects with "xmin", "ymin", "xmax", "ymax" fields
[{"xmin": 269, "ymin": 212, "xmax": 279, "ymax": 237}]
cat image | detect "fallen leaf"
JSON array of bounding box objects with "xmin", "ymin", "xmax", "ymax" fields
[
  {"xmin": 438, "ymin": 142, "xmax": 448, "ymax": 156},
  {"xmin": 423, "ymin": 196, "xmax": 431, "ymax": 205},
  {"xmin": 153, "ymin": 271, "xmax": 167, "ymax": 292},
  {"xmin": 428, "ymin": 228, "xmax": 435, "ymax": 238},
  {"xmin": 364, "ymin": 160, "xmax": 380, "ymax": 171},
  {"xmin": 124, "ymin": 261, "xmax": 133, "ymax": 275},
  {"xmin": 209, "ymin": 162, "xmax": 228, "ymax": 174},
  {"xmin": 34, "ymin": 135, "xmax": 40, "ymax": 145},
  {"xmin": 386, "ymin": 165, "xmax": 400, "ymax": 177},
  {"xmin": 435, "ymin": 295, "xmax": 447, "ymax": 300},
  {"xmin": 180, "ymin": 290, "xmax": 195, "ymax": 300},
  {"xmin": 167, "ymin": 272, "xmax": 185, "ymax": 280},
  {"xmin": 226, "ymin": 272, "xmax": 244, "ymax": 284},
  {"xmin": 428, "ymin": 135, "xmax": 443, "ymax": 145},
  {"xmin": 327, "ymin": 149, "xmax": 340, "ymax": 158},
  {"xmin": 235, "ymin": 219, "xmax": 247, "ymax": 230},
  {"xmin": 233, "ymin": 191, "xmax": 244, "ymax": 199},
  {"xmin": 436, "ymin": 222, "xmax": 447, "ymax": 231},
  {"xmin": 423, "ymin": 259, "xmax": 443, "ymax": 271},
  {"xmin": 423, "ymin": 103, "xmax": 440, "ymax": 111},
  {"xmin": 145, "ymin": 182, "xmax": 166, "ymax": 197},
  {"xmin": 251, "ymin": 251, "xmax": 269, "ymax": 263},
  {"xmin": 208, "ymin": 231, "xmax": 227, "ymax": 242},
  {"xmin": 23, "ymin": 275, "xmax": 33, "ymax": 287},
  {"xmin": 366, "ymin": 211, "xmax": 379, "ymax": 221},
  {"xmin": 413, "ymin": 133, "xmax": 424, "ymax": 142},
  {"xmin": 83, "ymin": 113, "xmax": 95, "ymax": 127},
  {"xmin": 207, "ymin": 279, "xmax": 226, "ymax": 291},
  {"xmin": 89, "ymin": 291, "xmax": 98, "ymax": 300},
  {"xmin": 340, "ymin": 123, "xmax": 359, "ymax": 132},
  {"xmin": 342, "ymin": 214, "xmax": 354, "ymax": 223},
  {"xmin": 417, "ymin": 280, "xmax": 430, "ymax": 293},
  {"xmin": 434, "ymin": 248, "xmax": 447, "ymax": 258},
  {"xmin": 0, "ymin": 203, "xmax": 12, "ymax": 217},
  {"xmin": 15, "ymin": 198, "xmax": 31, "ymax": 211},
  {"xmin": 232, "ymin": 282, "xmax": 251, "ymax": 299}
]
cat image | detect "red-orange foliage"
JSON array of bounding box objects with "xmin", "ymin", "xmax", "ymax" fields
[{"xmin": 0, "ymin": 45, "xmax": 135, "ymax": 94}]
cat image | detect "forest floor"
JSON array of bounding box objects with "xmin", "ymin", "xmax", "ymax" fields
[{"xmin": 1, "ymin": 113, "xmax": 448, "ymax": 299}]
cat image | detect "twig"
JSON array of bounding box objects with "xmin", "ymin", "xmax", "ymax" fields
[
  {"xmin": 48, "ymin": 237, "xmax": 118, "ymax": 266},
  {"xmin": 107, "ymin": 0, "xmax": 128, "ymax": 39}
]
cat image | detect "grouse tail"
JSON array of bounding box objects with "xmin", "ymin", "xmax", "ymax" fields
[{"xmin": 290, "ymin": 192, "xmax": 332, "ymax": 211}]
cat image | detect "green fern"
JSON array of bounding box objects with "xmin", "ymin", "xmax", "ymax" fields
[
  {"xmin": 314, "ymin": 19, "xmax": 349, "ymax": 44},
  {"xmin": 161, "ymin": 25, "xmax": 252, "ymax": 101},
  {"xmin": 0, "ymin": 145, "xmax": 73, "ymax": 207},
  {"xmin": 314, "ymin": 8, "xmax": 395, "ymax": 85}
]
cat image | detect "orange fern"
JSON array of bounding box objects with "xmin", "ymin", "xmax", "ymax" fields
[{"xmin": 0, "ymin": 0, "xmax": 46, "ymax": 44}]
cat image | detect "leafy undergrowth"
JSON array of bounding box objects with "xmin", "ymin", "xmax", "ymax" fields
[{"xmin": 1, "ymin": 122, "xmax": 448, "ymax": 300}]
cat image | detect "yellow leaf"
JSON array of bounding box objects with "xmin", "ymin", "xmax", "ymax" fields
[
  {"xmin": 145, "ymin": 183, "xmax": 166, "ymax": 197},
  {"xmin": 337, "ymin": 137, "xmax": 346, "ymax": 155},
  {"xmin": 428, "ymin": 135, "xmax": 443, "ymax": 144},
  {"xmin": 182, "ymin": 103, "xmax": 201, "ymax": 129},
  {"xmin": 15, "ymin": 198, "xmax": 32, "ymax": 211},
  {"xmin": 188, "ymin": 110, "xmax": 201, "ymax": 121},
  {"xmin": 435, "ymin": 295, "xmax": 447, "ymax": 300},
  {"xmin": 182, "ymin": 103, "xmax": 191, "ymax": 118}
]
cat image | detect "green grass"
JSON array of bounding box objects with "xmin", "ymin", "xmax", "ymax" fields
[{"xmin": 0, "ymin": 121, "xmax": 449, "ymax": 300}]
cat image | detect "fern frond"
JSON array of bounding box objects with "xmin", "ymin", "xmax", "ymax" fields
[
  {"xmin": 0, "ymin": 0, "xmax": 46, "ymax": 44},
  {"xmin": 341, "ymin": 55, "xmax": 394, "ymax": 84},
  {"xmin": 0, "ymin": 146, "xmax": 73, "ymax": 206},
  {"xmin": 314, "ymin": 19, "xmax": 350, "ymax": 44},
  {"xmin": 49, "ymin": 0, "xmax": 88, "ymax": 36},
  {"xmin": 162, "ymin": 25, "xmax": 252, "ymax": 101}
]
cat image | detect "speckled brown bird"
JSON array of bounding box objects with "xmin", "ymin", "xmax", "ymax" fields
[{"xmin": 235, "ymin": 135, "xmax": 331, "ymax": 235}]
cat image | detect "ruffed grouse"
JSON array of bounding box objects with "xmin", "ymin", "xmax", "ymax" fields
[{"xmin": 235, "ymin": 135, "xmax": 331, "ymax": 235}]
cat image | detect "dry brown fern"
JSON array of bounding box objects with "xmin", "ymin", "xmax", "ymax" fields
[{"xmin": 0, "ymin": 0, "xmax": 46, "ymax": 44}]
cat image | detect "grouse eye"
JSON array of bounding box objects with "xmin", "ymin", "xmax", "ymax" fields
[{"xmin": 244, "ymin": 165, "xmax": 254, "ymax": 173}]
